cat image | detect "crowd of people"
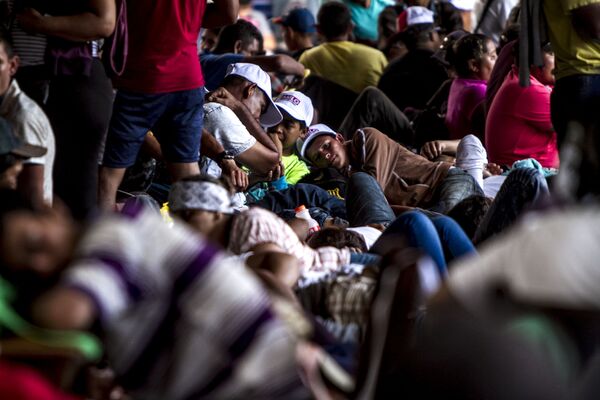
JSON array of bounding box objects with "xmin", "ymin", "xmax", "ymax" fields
[{"xmin": 0, "ymin": 0, "xmax": 600, "ymax": 398}]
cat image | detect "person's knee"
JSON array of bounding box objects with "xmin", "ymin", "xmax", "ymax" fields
[
  {"xmin": 392, "ymin": 210, "xmax": 430, "ymax": 231},
  {"xmin": 349, "ymin": 172, "xmax": 376, "ymax": 188}
]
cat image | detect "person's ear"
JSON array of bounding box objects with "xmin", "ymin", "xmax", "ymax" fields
[
  {"xmin": 468, "ymin": 58, "xmax": 480, "ymax": 74},
  {"xmin": 335, "ymin": 133, "xmax": 345, "ymax": 143},
  {"xmin": 299, "ymin": 126, "xmax": 308, "ymax": 139},
  {"xmin": 243, "ymin": 83, "xmax": 257, "ymax": 100},
  {"xmin": 9, "ymin": 55, "xmax": 19, "ymax": 77},
  {"xmin": 233, "ymin": 40, "xmax": 243, "ymax": 54}
]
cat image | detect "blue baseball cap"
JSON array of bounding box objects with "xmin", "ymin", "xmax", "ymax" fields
[{"xmin": 273, "ymin": 8, "xmax": 316, "ymax": 34}]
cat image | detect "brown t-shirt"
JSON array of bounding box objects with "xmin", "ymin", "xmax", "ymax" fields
[{"xmin": 348, "ymin": 128, "xmax": 451, "ymax": 210}]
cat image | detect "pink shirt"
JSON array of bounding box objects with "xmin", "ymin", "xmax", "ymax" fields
[
  {"xmin": 113, "ymin": 0, "xmax": 206, "ymax": 93},
  {"xmin": 485, "ymin": 69, "xmax": 559, "ymax": 168},
  {"xmin": 229, "ymin": 207, "xmax": 350, "ymax": 274},
  {"xmin": 445, "ymin": 78, "xmax": 487, "ymax": 140}
]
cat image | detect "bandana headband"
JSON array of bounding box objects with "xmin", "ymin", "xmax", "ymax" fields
[{"xmin": 168, "ymin": 180, "xmax": 235, "ymax": 214}]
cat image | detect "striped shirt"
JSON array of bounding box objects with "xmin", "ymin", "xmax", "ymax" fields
[
  {"xmin": 229, "ymin": 207, "xmax": 351, "ymax": 275},
  {"xmin": 63, "ymin": 204, "xmax": 304, "ymax": 399},
  {"xmin": 6, "ymin": 0, "xmax": 46, "ymax": 67}
]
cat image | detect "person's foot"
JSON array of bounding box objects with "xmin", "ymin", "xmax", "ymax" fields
[{"xmin": 455, "ymin": 135, "xmax": 487, "ymax": 189}]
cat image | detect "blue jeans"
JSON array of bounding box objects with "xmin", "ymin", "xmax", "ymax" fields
[
  {"xmin": 428, "ymin": 168, "xmax": 484, "ymax": 214},
  {"xmin": 474, "ymin": 168, "xmax": 548, "ymax": 245},
  {"xmin": 551, "ymin": 74, "xmax": 600, "ymax": 197},
  {"xmin": 103, "ymin": 87, "xmax": 205, "ymax": 168},
  {"xmin": 372, "ymin": 210, "xmax": 476, "ymax": 276},
  {"xmin": 345, "ymin": 172, "xmax": 396, "ymax": 227}
]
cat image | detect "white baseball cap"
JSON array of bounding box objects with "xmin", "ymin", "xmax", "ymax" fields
[
  {"xmin": 275, "ymin": 91, "xmax": 314, "ymax": 127},
  {"xmin": 225, "ymin": 63, "xmax": 283, "ymax": 127},
  {"xmin": 397, "ymin": 6, "xmax": 435, "ymax": 31},
  {"xmin": 300, "ymin": 123, "xmax": 338, "ymax": 159}
]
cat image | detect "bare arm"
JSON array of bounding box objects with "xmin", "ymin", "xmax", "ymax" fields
[
  {"xmin": 17, "ymin": 0, "xmax": 116, "ymax": 42},
  {"xmin": 202, "ymin": 0, "xmax": 239, "ymax": 29},
  {"xmin": 243, "ymin": 54, "xmax": 305, "ymax": 78},
  {"xmin": 33, "ymin": 288, "xmax": 97, "ymax": 330},
  {"xmin": 420, "ymin": 139, "xmax": 460, "ymax": 160},
  {"xmin": 206, "ymin": 87, "xmax": 280, "ymax": 154},
  {"xmin": 236, "ymin": 142, "xmax": 280, "ymax": 175},
  {"xmin": 17, "ymin": 164, "xmax": 45, "ymax": 208},
  {"xmin": 200, "ymin": 128, "xmax": 224, "ymax": 160},
  {"xmin": 571, "ymin": 3, "xmax": 600, "ymax": 41},
  {"xmin": 201, "ymin": 129, "xmax": 249, "ymax": 191},
  {"xmin": 141, "ymin": 132, "xmax": 163, "ymax": 161}
]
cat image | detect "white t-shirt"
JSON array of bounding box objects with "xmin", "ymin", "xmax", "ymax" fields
[
  {"xmin": 201, "ymin": 102, "xmax": 257, "ymax": 208},
  {"xmin": 0, "ymin": 79, "xmax": 55, "ymax": 203}
]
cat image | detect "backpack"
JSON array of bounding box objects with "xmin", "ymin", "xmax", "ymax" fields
[{"xmin": 102, "ymin": 0, "xmax": 128, "ymax": 77}]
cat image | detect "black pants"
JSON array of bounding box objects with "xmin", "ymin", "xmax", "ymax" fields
[
  {"xmin": 338, "ymin": 86, "xmax": 414, "ymax": 147},
  {"xmin": 46, "ymin": 59, "xmax": 114, "ymax": 219},
  {"xmin": 15, "ymin": 65, "xmax": 50, "ymax": 108}
]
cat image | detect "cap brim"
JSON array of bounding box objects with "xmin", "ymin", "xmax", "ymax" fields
[
  {"xmin": 11, "ymin": 143, "xmax": 47, "ymax": 158},
  {"xmin": 300, "ymin": 131, "xmax": 337, "ymax": 159},
  {"xmin": 259, "ymin": 91, "xmax": 283, "ymax": 128}
]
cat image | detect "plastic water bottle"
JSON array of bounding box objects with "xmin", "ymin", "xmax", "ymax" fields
[{"xmin": 295, "ymin": 205, "xmax": 321, "ymax": 236}]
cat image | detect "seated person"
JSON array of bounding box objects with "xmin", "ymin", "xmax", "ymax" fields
[
  {"xmin": 299, "ymin": 2, "xmax": 388, "ymax": 94},
  {"xmin": 0, "ymin": 190, "xmax": 305, "ymax": 399},
  {"xmin": 378, "ymin": 8, "xmax": 448, "ymax": 112},
  {"xmin": 486, "ymin": 43, "xmax": 559, "ymax": 169},
  {"xmin": 201, "ymin": 19, "xmax": 305, "ymax": 91},
  {"xmin": 445, "ymin": 33, "xmax": 497, "ymax": 140},
  {"xmin": 201, "ymin": 63, "xmax": 283, "ymax": 207},
  {"xmin": 268, "ymin": 90, "xmax": 314, "ymax": 185},
  {"xmin": 0, "ymin": 35, "xmax": 55, "ymax": 207},
  {"xmin": 300, "ymin": 124, "xmax": 483, "ymax": 214},
  {"xmin": 168, "ymin": 175, "xmax": 352, "ymax": 276},
  {"xmin": 435, "ymin": 207, "xmax": 600, "ymax": 385},
  {"xmin": 273, "ymin": 8, "xmax": 316, "ymax": 60}
]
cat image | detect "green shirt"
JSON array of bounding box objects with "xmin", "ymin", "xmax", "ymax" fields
[
  {"xmin": 282, "ymin": 153, "xmax": 310, "ymax": 185},
  {"xmin": 544, "ymin": 0, "xmax": 600, "ymax": 79}
]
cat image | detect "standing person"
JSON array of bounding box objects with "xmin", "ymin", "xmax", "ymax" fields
[
  {"xmin": 543, "ymin": 0, "xmax": 600, "ymax": 197},
  {"xmin": 16, "ymin": 0, "xmax": 116, "ymax": 220},
  {"xmin": 98, "ymin": 0, "xmax": 240, "ymax": 212}
]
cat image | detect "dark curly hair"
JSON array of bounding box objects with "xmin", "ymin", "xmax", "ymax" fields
[
  {"xmin": 453, "ymin": 33, "xmax": 492, "ymax": 78},
  {"xmin": 307, "ymin": 227, "xmax": 368, "ymax": 252}
]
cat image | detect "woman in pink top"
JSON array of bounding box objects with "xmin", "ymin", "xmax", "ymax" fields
[
  {"xmin": 485, "ymin": 45, "xmax": 559, "ymax": 169},
  {"xmin": 445, "ymin": 34, "xmax": 497, "ymax": 140}
]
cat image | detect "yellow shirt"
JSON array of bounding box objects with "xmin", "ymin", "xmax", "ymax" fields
[
  {"xmin": 299, "ymin": 41, "xmax": 388, "ymax": 94},
  {"xmin": 544, "ymin": 0, "xmax": 600, "ymax": 79}
]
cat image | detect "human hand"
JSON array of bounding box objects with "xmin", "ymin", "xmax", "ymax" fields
[
  {"xmin": 220, "ymin": 159, "xmax": 249, "ymax": 192},
  {"xmin": 484, "ymin": 162, "xmax": 503, "ymax": 177},
  {"xmin": 267, "ymin": 160, "xmax": 285, "ymax": 181},
  {"xmin": 16, "ymin": 8, "xmax": 45, "ymax": 34},
  {"xmin": 420, "ymin": 140, "xmax": 446, "ymax": 160},
  {"xmin": 205, "ymin": 87, "xmax": 240, "ymax": 110}
]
